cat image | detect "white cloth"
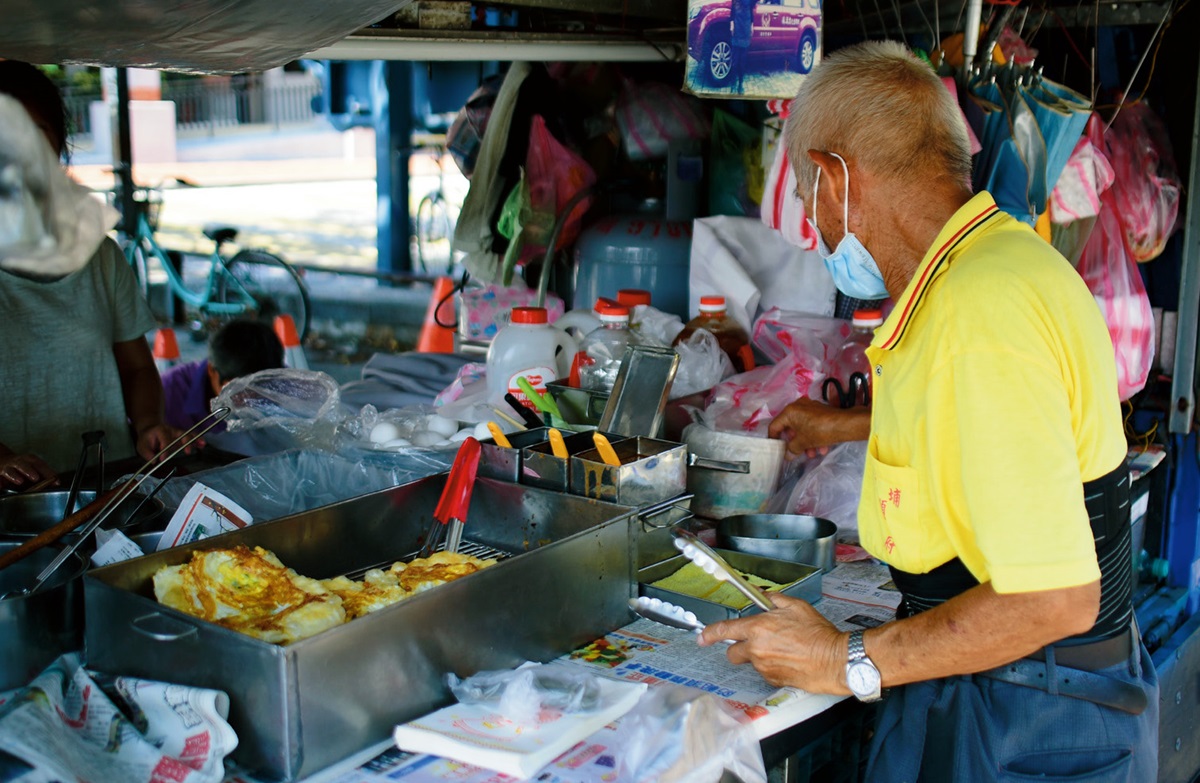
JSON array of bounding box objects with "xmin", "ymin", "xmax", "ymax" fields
[
  {"xmin": 0, "ymin": 94, "xmax": 119, "ymax": 277},
  {"xmin": 0, "ymin": 238, "xmax": 156, "ymax": 471},
  {"xmin": 688, "ymin": 215, "xmax": 835, "ymax": 332}
]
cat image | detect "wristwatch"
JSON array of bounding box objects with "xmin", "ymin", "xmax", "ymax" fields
[{"xmin": 846, "ymin": 630, "xmax": 882, "ymax": 702}]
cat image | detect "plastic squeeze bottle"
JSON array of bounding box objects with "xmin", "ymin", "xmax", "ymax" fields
[
  {"xmin": 578, "ymin": 304, "xmax": 642, "ymax": 393},
  {"xmin": 832, "ymin": 308, "xmax": 884, "ymax": 383},
  {"xmin": 672, "ymin": 295, "xmax": 753, "ymax": 373},
  {"xmin": 486, "ymin": 306, "xmax": 578, "ymax": 411}
]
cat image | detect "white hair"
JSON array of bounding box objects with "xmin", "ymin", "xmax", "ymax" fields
[{"xmin": 784, "ymin": 40, "xmax": 973, "ymax": 192}]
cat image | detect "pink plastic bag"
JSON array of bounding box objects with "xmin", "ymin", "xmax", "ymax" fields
[
  {"xmin": 520, "ymin": 115, "xmax": 596, "ymax": 264},
  {"xmin": 1105, "ymin": 103, "xmax": 1181, "ymax": 263},
  {"xmin": 1077, "ymin": 115, "xmax": 1155, "ymax": 400},
  {"xmin": 759, "ymin": 101, "xmax": 818, "ymax": 250},
  {"xmin": 751, "ymin": 307, "xmax": 849, "ymax": 365},
  {"xmin": 615, "ymin": 80, "xmax": 710, "ymax": 161}
]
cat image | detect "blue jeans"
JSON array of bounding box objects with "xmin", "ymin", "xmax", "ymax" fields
[{"xmin": 864, "ymin": 643, "xmax": 1159, "ymax": 781}]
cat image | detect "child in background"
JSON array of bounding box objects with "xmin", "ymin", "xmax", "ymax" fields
[{"xmin": 162, "ymin": 319, "xmax": 284, "ymax": 430}]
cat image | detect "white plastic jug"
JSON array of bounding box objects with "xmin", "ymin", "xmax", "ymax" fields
[{"xmin": 487, "ymin": 306, "xmax": 579, "ymax": 409}]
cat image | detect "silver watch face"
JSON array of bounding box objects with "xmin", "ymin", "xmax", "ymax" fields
[{"xmin": 848, "ymin": 660, "xmax": 881, "ymax": 697}]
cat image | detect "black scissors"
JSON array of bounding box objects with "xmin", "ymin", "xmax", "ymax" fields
[{"xmin": 822, "ymin": 373, "xmax": 871, "ymax": 409}]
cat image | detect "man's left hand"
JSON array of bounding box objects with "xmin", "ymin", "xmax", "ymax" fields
[{"xmin": 699, "ymin": 594, "xmax": 850, "ymax": 695}]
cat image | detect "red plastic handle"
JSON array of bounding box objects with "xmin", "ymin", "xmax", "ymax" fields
[{"xmin": 435, "ymin": 437, "xmax": 482, "ymax": 525}]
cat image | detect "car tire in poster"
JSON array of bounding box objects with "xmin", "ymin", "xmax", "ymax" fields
[
  {"xmin": 702, "ymin": 26, "xmax": 734, "ymax": 86},
  {"xmin": 797, "ymin": 28, "xmax": 818, "ymax": 74}
]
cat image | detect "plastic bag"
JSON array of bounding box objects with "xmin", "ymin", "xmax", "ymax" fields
[
  {"xmin": 519, "ymin": 114, "xmax": 596, "ymax": 267},
  {"xmin": 1077, "ymin": 116, "xmax": 1155, "ymax": 400},
  {"xmin": 751, "ymin": 308, "xmax": 849, "ymax": 366},
  {"xmin": 1105, "ymin": 103, "xmax": 1182, "ymax": 263},
  {"xmin": 766, "ymin": 441, "xmax": 867, "ymax": 541},
  {"xmin": 671, "ymin": 329, "xmax": 735, "ymax": 400},
  {"xmin": 616, "ymin": 685, "xmax": 767, "ymax": 783},
  {"xmin": 636, "ymin": 304, "xmax": 686, "ymax": 348},
  {"xmin": 708, "ymin": 109, "xmax": 763, "ymax": 217},
  {"xmin": 616, "ymin": 80, "xmax": 711, "ymax": 161},
  {"xmin": 214, "ymin": 368, "xmax": 348, "ymax": 451},
  {"xmin": 759, "ymin": 102, "xmax": 819, "ymax": 251},
  {"xmin": 699, "ymin": 356, "xmax": 820, "ymax": 436},
  {"xmin": 447, "ymin": 663, "xmax": 637, "ymax": 727}
]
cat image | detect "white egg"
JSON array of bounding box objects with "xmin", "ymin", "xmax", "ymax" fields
[
  {"xmin": 369, "ymin": 422, "xmax": 401, "ymax": 444},
  {"xmin": 411, "ymin": 431, "xmax": 446, "ymax": 448},
  {"xmin": 473, "ymin": 422, "xmax": 493, "ymax": 440},
  {"xmin": 449, "ymin": 429, "xmax": 473, "ymax": 443},
  {"xmin": 427, "ymin": 415, "xmax": 460, "ymax": 438},
  {"xmin": 382, "ymin": 438, "xmax": 412, "ymax": 450}
]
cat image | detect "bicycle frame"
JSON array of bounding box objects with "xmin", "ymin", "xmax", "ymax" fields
[{"xmin": 123, "ymin": 209, "xmax": 259, "ymax": 316}]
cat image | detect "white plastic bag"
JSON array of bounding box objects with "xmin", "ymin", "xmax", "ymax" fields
[
  {"xmin": 767, "ymin": 441, "xmax": 867, "ymax": 540},
  {"xmin": 671, "ymin": 329, "xmax": 734, "ymax": 400}
]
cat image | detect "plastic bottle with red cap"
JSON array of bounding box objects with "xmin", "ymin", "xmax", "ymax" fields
[
  {"xmin": 672, "ymin": 295, "xmax": 753, "ymax": 373},
  {"xmin": 578, "ymin": 303, "xmax": 642, "ymax": 392},
  {"xmin": 486, "ymin": 306, "xmax": 579, "ymax": 410},
  {"xmin": 832, "ymin": 308, "xmax": 884, "ymax": 384}
]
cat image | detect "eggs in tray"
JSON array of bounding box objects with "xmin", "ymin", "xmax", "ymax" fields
[{"xmin": 153, "ymin": 546, "xmax": 497, "ymax": 644}]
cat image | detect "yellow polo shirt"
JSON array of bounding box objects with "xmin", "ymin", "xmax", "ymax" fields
[{"xmin": 858, "ymin": 192, "xmax": 1126, "ymax": 594}]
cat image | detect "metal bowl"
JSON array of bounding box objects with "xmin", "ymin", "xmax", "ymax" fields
[
  {"xmin": 0, "ymin": 541, "xmax": 87, "ymax": 690},
  {"xmin": 0, "ymin": 490, "xmax": 166, "ymax": 539},
  {"xmin": 716, "ymin": 514, "xmax": 837, "ymax": 573}
]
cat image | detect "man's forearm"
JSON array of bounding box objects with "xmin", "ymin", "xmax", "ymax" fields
[{"xmin": 864, "ymin": 580, "xmax": 1100, "ymax": 687}]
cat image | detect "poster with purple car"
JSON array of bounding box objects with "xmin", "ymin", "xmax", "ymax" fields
[{"xmin": 685, "ymin": 0, "xmax": 823, "ymax": 99}]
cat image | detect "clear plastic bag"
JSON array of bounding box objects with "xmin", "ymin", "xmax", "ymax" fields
[
  {"xmin": 616, "ymin": 80, "xmax": 711, "ymax": 161},
  {"xmin": 751, "ymin": 308, "xmax": 849, "ymax": 365},
  {"xmin": 447, "ymin": 664, "xmax": 634, "ymax": 726},
  {"xmin": 766, "ymin": 441, "xmax": 867, "ymax": 541},
  {"xmin": 699, "ymin": 355, "xmax": 820, "ymax": 436},
  {"xmin": 635, "ymin": 304, "xmax": 686, "ymax": 347},
  {"xmin": 213, "ymin": 368, "xmax": 348, "ymax": 452},
  {"xmin": 671, "ymin": 329, "xmax": 735, "ymax": 400},
  {"xmin": 615, "ymin": 685, "xmax": 767, "ymax": 783}
]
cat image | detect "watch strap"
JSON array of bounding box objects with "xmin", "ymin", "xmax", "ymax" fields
[{"xmin": 848, "ymin": 630, "xmax": 867, "ymax": 663}]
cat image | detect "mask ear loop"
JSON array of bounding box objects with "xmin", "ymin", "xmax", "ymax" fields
[{"xmin": 829, "ymin": 152, "xmax": 851, "ymax": 239}]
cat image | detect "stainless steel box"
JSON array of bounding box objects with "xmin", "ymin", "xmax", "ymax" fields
[
  {"xmin": 570, "ymin": 436, "xmax": 687, "ymax": 507},
  {"xmin": 638, "ymin": 549, "xmax": 823, "ymax": 624},
  {"xmin": 85, "ymin": 477, "xmax": 637, "ymax": 781}
]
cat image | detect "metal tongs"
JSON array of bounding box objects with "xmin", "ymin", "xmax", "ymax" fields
[
  {"xmin": 0, "ymin": 408, "xmax": 230, "ymax": 597},
  {"xmin": 671, "ymin": 529, "xmax": 775, "ymax": 612},
  {"xmin": 417, "ymin": 437, "xmax": 481, "ymax": 559},
  {"xmin": 627, "ymin": 596, "xmax": 735, "ymax": 645}
]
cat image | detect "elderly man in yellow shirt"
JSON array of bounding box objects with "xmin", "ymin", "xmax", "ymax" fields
[{"xmin": 701, "ymin": 41, "xmax": 1157, "ymax": 781}]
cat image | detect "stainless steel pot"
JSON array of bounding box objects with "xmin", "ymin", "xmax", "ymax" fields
[
  {"xmin": 0, "ymin": 490, "xmax": 166, "ymax": 539},
  {"xmin": 0, "ymin": 541, "xmax": 87, "ymax": 690},
  {"xmin": 716, "ymin": 514, "xmax": 837, "ymax": 573}
]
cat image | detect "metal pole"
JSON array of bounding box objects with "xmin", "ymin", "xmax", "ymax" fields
[
  {"xmin": 374, "ymin": 60, "xmax": 414, "ymax": 277},
  {"xmin": 114, "ymin": 68, "xmax": 137, "ymax": 242},
  {"xmin": 1168, "ymin": 52, "xmax": 1200, "ymax": 435},
  {"xmin": 962, "ymin": 0, "xmax": 983, "ymax": 70}
]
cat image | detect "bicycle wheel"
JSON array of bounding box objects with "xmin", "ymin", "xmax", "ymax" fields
[
  {"xmin": 415, "ymin": 191, "xmax": 456, "ymax": 273},
  {"xmin": 127, "ymin": 240, "xmax": 168, "ymax": 322},
  {"xmin": 214, "ymin": 250, "xmax": 311, "ymax": 341}
]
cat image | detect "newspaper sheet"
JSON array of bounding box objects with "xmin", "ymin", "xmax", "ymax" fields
[
  {"xmin": 221, "ymin": 561, "xmax": 899, "ymax": 783},
  {"xmin": 0, "ymin": 653, "xmax": 238, "ymax": 783}
]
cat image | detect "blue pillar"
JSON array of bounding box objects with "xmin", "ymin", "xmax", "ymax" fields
[
  {"xmin": 373, "ymin": 61, "xmax": 414, "ymax": 276},
  {"xmin": 1167, "ymin": 433, "xmax": 1200, "ymax": 612}
]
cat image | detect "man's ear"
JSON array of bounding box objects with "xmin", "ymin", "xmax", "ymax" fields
[{"xmin": 806, "ymin": 149, "xmax": 848, "ymax": 205}]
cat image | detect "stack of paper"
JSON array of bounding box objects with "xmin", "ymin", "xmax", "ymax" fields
[{"xmin": 393, "ymin": 673, "xmax": 645, "ymax": 780}]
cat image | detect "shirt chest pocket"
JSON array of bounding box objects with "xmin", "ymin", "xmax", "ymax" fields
[{"xmin": 861, "ymin": 445, "xmax": 928, "ymax": 573}]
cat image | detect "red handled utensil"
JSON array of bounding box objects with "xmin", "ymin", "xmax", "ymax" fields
[{"xmin": 418, "ymin": 437, "xmax": 482, "ymax": 558}]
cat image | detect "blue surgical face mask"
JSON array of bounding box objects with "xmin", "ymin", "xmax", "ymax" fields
[{"xmin": 808, "ymin": 153, "xmax": 890, "ymax": 301}]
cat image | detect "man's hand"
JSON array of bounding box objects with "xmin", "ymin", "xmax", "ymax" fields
[
  {"xmin": 768, "ymin": 398, "xmax": 870, "ymax": 457},
  {"xmin": 699, "ymin": 594, "xmax": 850, "ymax": 694},
  {"xmin": 135, "ymin": 423, "xmax": 186, "ymax": 462},
  {"xmin": 0, "ymin": 451, "xmax": 58, "ymax": 490}
]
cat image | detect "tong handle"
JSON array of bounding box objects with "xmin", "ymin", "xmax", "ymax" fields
[
  {"xmin": 671, "ymin": 529, "xmax": 775, "ymax": 612},
  {"xmin": 434, "ymin": 437, "xmax": 481, "ymax": 526}
]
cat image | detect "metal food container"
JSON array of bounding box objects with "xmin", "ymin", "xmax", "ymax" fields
[
  {"xmin": 85, "ymin": 476, "xmax": 637, "ymax": 781},
  {"xmin": 570, "ymin": 436, "xmax": 687, "ymax": 507},
  {"xmin": 477, "ymin": 426, "xmax": 552, "ymax": 482},
  {"xmin": 546, "ymin": 382, "xmax": 608, "ymax": 428},
  {"xmin": 519, "ymin": 430, "xmax": 600, "ymax": 492},
  {"xmin": 638, "ymin": 549, "xmax": 822, "ymax": 625}
]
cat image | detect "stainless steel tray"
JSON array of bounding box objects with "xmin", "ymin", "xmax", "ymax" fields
[
  {"xmin": 570, "ymin": 436, "xmax": 687, "ymax": 507},
  {"xmin": 638, "ymin": 549, "xmax": 822, "ymax": 625},
  {"xmin": 85, "ymin": 476, "xmax": 637, "ymax": 781}
]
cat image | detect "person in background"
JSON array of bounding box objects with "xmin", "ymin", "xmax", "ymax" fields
[
  {"xmin": 701, "ymin": 41, "xmax": 1156, "ymax": 781},
  {"xmin": 730, "ymin": 0, "xmax": 754, "ymax": 92},
  {"xmin": 0, "ymin": 61, "xmax": 179, "ymax": 489},
  {"xmin": 162, "ymin": 319, "xmax": 284, "ymax": 430}
]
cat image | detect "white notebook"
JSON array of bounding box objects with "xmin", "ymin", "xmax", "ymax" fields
[{"xmin": 393, "ymin": 673, "xmax": 646, "ymax": 780}]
